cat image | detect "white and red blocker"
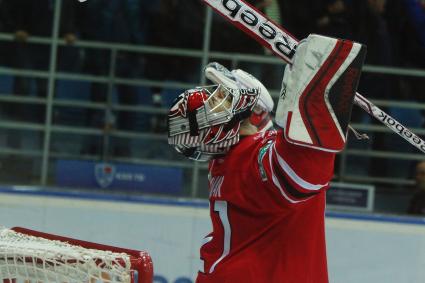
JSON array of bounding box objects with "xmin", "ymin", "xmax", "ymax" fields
[{"xmin": 275, "ymin": 34, "xmax": 366, "ymax": 152}]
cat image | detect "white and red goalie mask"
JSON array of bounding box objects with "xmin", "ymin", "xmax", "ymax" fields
[
  {"xmin": 168, "ymin": 85, "xmax": 259, "ymax": 161},
  {"xmin": 204, "ymin": 62, "xmax": 274, "ymax": 132}
]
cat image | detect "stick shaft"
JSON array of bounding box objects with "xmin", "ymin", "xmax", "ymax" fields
[{"xmin": 202, "ymin": 0, "xmax": 425, "ymax": 153}]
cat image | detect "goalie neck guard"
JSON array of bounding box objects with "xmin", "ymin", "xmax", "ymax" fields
[{"xmin": 168, "ymin": 85, "xmax": 259, "ymax": 161}]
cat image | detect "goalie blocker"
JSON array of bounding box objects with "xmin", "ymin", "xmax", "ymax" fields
[{"xmin": 275, "ymin": 34, "xmax": 366, "ymax": 152}]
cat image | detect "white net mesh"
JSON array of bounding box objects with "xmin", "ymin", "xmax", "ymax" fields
[{"xmin": 0, "ymin": 227, "xmax": 132, "ymax": 283}]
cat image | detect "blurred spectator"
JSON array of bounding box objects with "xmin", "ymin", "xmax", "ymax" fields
[
  {"xmin": 380, "ymin": 0, "xmax": 425, "ymax": 179},
  {"xmin": 142, "ymin": 0, "xmax": 205, "ymax": 144},
  {"xmin": 261, "ymin": 0, "xmax": 286, "ymax": 89},
  {"xmin": 316, "ymin": 0, "xmax": 353, "ymax": 39},
  {"xmin": 139, "ymin": 0, "xmax": 160, "ymax": 45},
  {"xmin": 79, "ymin": 0, "xmax": 143, "ymax": 156},
  {"xmin": 407, "ymin": 161, "xmax": 425, "ymax": 215},
  {"xmin": 0, "ymin": 0, "xmax": 3, "ymax": 29},
  {"xmin": 0, "ymin": 0, "xmax": 8, "ymax": 67},
  {"xmin": 278, "ymin": 0, "xmax": 324, "ymax": 39},
  {"xmin": 351, "ymin": 0, "xmax": 393, "ymax": 100},
  {"xmin": 385, "ymin": 0, "xmax": 425, "ymax": 128},
  {"xmin": 210, "ymin": 0, "xmax": 266, "ymax": 54},
  {"xmin": 0, "ymin": 0, "xmax": 77, "ymax": 122},
  {"xmin": 210, "ymin": 0, "xmax": 267, "ymax": 78},
  {"xmin": 0, "ymin": 0, "xmax": 77, "ymax": 155},
  {"xmin": 385, "ymin": 0, "xmax": 425, "ymax": 67},
  {"xmin": 143, "ymin": 0, "xmax": 205, "ymax": 133},
  {"xmin": 402, "ymin": 0, "xmax": 425, "ymax": 127},
  {"xmin": 383, "ymin": 0, "xmax": 425, "ymax": 184},
  {"xmin": 404, "ymin": 0, "xmax": 425, "ymax": 48},
  {"xmin": 339, "ymin": 0, "xmax": 394, "ymax": 179}
]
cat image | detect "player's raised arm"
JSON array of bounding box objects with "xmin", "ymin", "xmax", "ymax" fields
[{"xmin": 259, "ymin": 34, "xmax": 367, "ymax": 204}]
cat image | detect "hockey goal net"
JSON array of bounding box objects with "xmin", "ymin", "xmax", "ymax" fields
[{"xmin": 0, "ymin": 227, "xmax": 153, "ymax": 283}]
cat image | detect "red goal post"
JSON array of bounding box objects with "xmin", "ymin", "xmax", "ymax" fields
[{"xmin": 1, "ymin": 227, "xmax": 153, "ymax": 283}]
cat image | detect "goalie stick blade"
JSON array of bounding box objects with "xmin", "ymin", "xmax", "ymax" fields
[{"xmin": 202, "ymin": 0, "xmax": 425, "ymax": 154}]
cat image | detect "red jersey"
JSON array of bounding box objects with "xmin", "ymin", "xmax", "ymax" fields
[{"xmin": 196, "ymin": 130, "xmax": 335, "ymax": 283}]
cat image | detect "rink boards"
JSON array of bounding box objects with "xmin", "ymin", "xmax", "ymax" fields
[{"xmin": 0, "ymin": 187, "xmax": 424, "ymax": 283}]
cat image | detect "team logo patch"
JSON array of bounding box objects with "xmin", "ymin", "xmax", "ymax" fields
[
  {"xmin": 95, "ymin": 163, "xmax": 116, "ymax": 188},
  {"xmin": 257, "ymin": 141, "xmax": 272, "ymax": 181}
]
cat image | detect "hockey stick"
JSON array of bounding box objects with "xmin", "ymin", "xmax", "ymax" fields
[{"xmin": 202, "ymin": 0, "xmax": 425, "ymax": 154}]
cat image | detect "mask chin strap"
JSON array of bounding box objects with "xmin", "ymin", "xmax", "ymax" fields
[{"xmin": 176, "ymin": 145, "xmax": 223, "ymax": 161}]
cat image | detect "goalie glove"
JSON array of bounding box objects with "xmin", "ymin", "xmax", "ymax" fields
[
  {"xmin": 275, "ymin": 34, "xmax": 367, "ymax": 152},
  {"xmin": 204, "ymin": 62, "xmax": 274, "ymax": 131}
]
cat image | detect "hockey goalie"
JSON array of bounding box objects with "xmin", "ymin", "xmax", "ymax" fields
[{"xmin": 168, "ymin": 34, "xmax": 366, "ymax": 283}]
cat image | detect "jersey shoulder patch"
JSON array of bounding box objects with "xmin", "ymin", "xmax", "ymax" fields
[{"xmin": 258, "ymin": 140, "xmax": 273, "ymax": 182}]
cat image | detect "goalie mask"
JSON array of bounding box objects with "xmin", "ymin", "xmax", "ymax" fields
[
  {"xmin": 204, "ymin": 62, "xmax": 275, "ymax": 131},
  {"xmin": 168, "ymin": 85, "xmax": 259, "ymax": 161}
]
